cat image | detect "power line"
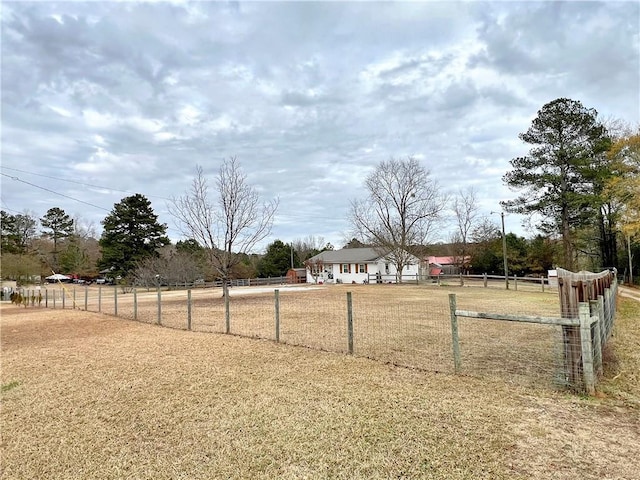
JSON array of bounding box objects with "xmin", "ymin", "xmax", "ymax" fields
[
  {"xmin": 1, "ymin": 173, "xmax": 111, "ymax": 212},
  {"xmin": 0, "ymin": 199, "xmax": 21, "ymax": 214},
  {"xmin": 0, "ymin": 166, "xmax": 173, "ymax": 201},
  {"xmin": 1, "ymin": 173, "xmax": 186, "ymax": 238}
]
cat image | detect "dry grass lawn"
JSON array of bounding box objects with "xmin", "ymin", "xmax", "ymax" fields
[
  {"xmin": 1, "ymin": 286, "xmax": 639, "ymax": 479},
  {"xmin": 40, "ymin": 284, "xmax": 568, "ymax": 388}
]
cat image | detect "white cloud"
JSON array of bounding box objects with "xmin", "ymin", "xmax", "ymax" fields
[
  {"xmin": 1, "ymin": 1, "xmax": 638, "ymax": 248},
  {"xmin": 82, "ymin": 109, "xmax": 117, "ymax": 129}
]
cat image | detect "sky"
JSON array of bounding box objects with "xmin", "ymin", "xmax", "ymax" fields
[{"xmin": 2, "ymin": 0, "xmax": 639, "ymax": 252}]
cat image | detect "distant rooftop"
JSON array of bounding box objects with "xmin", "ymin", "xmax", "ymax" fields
[{"xmin": 308, "ymin": 247, "xmax": 386, "ymax": 263}]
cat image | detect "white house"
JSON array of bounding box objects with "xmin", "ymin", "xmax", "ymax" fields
[{"xmin": 305, "ymin": 247, "xmax": 420, "ymax": 284}]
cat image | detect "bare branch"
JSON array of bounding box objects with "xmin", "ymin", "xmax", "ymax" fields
[
  {"xmin": 350, "ymin": 156, "xmax": 448, "ymax": 281},
  {"xmin": 169, "ymin": 158, "xmax": 278, "ymax": 296}
]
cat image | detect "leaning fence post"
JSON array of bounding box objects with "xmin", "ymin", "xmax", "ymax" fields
[
  {"xmin": 579, "ymin": 302, "xmax": 596, "ymax": 395},
  {"xmin": 346, "ymin": 291, "xmax": 353, "ymax": 354},
  {"xmin": 448, "ymin": 293, "xmax": 461, "ymax": 374},
  {"xmin": 590, "ymin": 300, "xmax": 603, "ymax": 377},
  {"xmin": 187, "ymin": 289, "xmax": 192, "ymax": 330},
  {"xmin": 274, "ymin": 289, "xmax": 280, "ymax": 342}
]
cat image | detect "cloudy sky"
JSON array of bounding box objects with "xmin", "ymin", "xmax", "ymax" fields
[{"xmin": 2, "ymin": 0, "xmax": 639, "ymax": 251}]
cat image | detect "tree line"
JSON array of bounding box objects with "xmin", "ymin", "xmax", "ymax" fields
[{"xmin": 1, "ymin": 98, "xmax": 638, "ymax": 287}]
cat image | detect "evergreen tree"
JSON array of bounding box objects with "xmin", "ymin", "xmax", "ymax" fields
[
  {"xmin": 40, "ymin": 207, "xmax": 74, "ymax": 270},
  {"xmin": 176, "ymin": 238, "xmax": 204, "ymax": 255},
  {"xmin": 258, "ymin": 240, "xmax": 297, "ymax": 277},
  {"xmin": 1, "ymin": 210, "xmax": 37, "ymax": 254},
  {"xmin": 502, "ymin": 98, "xmax": 610, "ymax": 270},
  {"xmin": 526, "ymin": 235, "xmax": 558, "ymax": 275},
  {"xmin": 98, "ymin": 194, "xmax": 170, "ymax": 279}
]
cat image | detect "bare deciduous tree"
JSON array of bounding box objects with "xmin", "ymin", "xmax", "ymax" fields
[
  {"xmin": 132, "ymin": 246, "xmax": 203, "ymax": 290},
  {"xmin": 450, "ymin": 187, "xmax": 479, "ymax": 273},
  {"xmin": 292, "ymin": 235, "xmax": 326, "ymax": 262},
  {"xmin": 169, "ymin": 158, "xmax": 278, "ymax": 301},
  {"xmin": 303, "ymin": 257, "xmax": 324, "ymax": 284},
  {"xmin": 350, "ymin": 156, "xmax": 448, "ymax": 282}
]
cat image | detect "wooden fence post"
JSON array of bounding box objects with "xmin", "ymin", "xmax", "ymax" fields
[
  {"xmin": 590, "ymin": 300, "xmax": 603, "ymax": 377},
  {"xmin": 483, "ymin": 273, "xmax": 487, "ymax": 288},
  {"xmin": 157, "ymin": 287, "xmax": 162, "ymax": 325},
  {"xmin": 579, "ymin": 303, "xmax": 596, "ymax": 395},
  {"xmin": 133, "ymin": 288, "xmax": 138, "ymax": 321},
  {"xmin": 187, "ymin": 289, "xmax": 192, "ymax": 330},
  {"xmin": 275, "ymin": 289, "xmax": 280, "ymax": 342},
  {"xmin": 84, "ymin": 286, "xmax": 88, "ymax": 311},
  {"xmin": 541, "ymin": 276, "xmax": 545, "ymax": 293},
  {"xmin": 603, "ymin": 288, "xmax": 612, "ymax": 341},
  {"xmin": 514, "ymin": 275, "xmax": 518, "ymax": 291},
  {"xmin": 558, "ymin": 277, "xmax": 580, "ymax": 390},
  {"xmin": 597, "ymin": 295, "xmax": 605, "ymax": 350},
  {"xmin": 45, "ymin": 289, "xmax": 48, "ymax": 308},
  {"xmin": 459, "ymin": 273, "xmax": 463, "ymax": 286},
  {"xmin": 346, "ymin": 292, "xmax": 353, "ymax": 354},
  {"xmin": 448, "ymin": 293, "xmax": 461, "ymax": 374},
  {"xmin": 114, "ymin": 285, "xmax": 118, "ymax": 317},
  {"xmin": 62, "ymin": 289, "xmax": 65, "ymax": 309},
  {"xmin": 225, "ymin": 292, "xmax": 230, "ymax": 334},
  {"xmin": 73, "ymin": 288, "xmax": 76, "ymax": 309},
  {"xmin": 98, "ymin": 286, "xmax": 102, "ymax": 313}
]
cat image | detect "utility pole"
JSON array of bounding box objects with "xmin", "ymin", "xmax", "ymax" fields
[
  {"xmin": 290, "ymin": 244, "xmax": 294, "ymax": 269},
  {"xmin": 491, "ymin": 210, "xmax": 509, "ymax": 290}
]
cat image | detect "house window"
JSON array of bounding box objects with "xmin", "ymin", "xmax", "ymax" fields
[
  {"xmin": 341, "ymin": 264, "xmax": 350, "ymax": 274},
  {"xmin": 385, "ymin": 263, "xmax": 390, "ymax": 274},
  {"xmin": 358, "ymin": 264, "xmax": 366, "ymax": 273}
]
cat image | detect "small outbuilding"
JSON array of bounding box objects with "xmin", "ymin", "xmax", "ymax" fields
[{"xmin": 286, "ymin": 268, "xmax": 307, "ymax": 284}]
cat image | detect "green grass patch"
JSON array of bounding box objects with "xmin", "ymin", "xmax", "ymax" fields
[{"xmin": 2, "ymin": 380, "xmax": 20, "ymax": 393}]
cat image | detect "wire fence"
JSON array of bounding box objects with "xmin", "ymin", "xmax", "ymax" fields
[{"xmin": 6, "ymin": 277, "xmax": 618, "ymax": 394}]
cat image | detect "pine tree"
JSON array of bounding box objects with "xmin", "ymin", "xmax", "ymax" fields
[
  {"xmin": 502, "ymin": 98, "xmax": 610, "ymax": 270},
  {"xmin": 98, "ymin": 194, "xmax": 170, "ymax": 279},
  {"xmin": 40, "ymin": 207, "xmax": 74, "ymax": 270}
]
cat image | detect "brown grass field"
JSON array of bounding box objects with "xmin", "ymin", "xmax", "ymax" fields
[
  {"xmin": 37, "ymin": 283, "xmax": 582, "ymax": 388},
  {"xmin": 2, "ymin": 285, "xmax": 639, "ymax": 479}
]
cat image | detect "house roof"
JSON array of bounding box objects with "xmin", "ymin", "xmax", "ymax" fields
[
  {"xmin": 308, "ymin": 247, "xmax": 385, "ymax": 264},
  {"xmin": 426, "ymin": 256, "xmax": 470, "ymax": 266}
]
